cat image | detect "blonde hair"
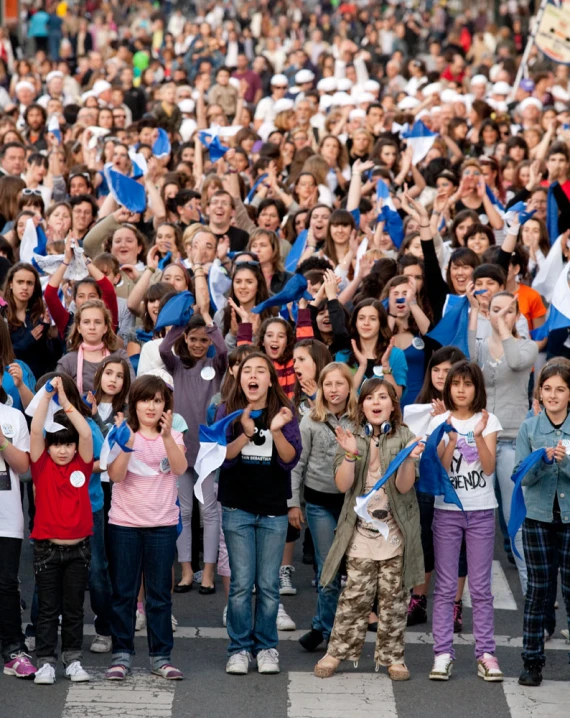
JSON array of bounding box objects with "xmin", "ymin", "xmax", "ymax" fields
[
  {"xmin": 182, "ymin": 223, "xmax": 217, "ymax": 248},
  {"xmin": 67, "ymin": 299, "xmax": 118, "ymax": 352},
  {"xmin": 310, "ymin": 362, "xmax": 358, "ymax": 423}
]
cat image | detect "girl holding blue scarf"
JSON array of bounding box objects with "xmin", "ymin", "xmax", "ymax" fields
[
  {"xmin": 514, "ymin": 362, "xmax": 570, "ymax": 687},
  {"xmin": 314, "ymin": 378, "xmax": 423, "ymax": 680}
]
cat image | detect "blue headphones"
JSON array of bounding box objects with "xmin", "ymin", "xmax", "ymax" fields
[{"xmin": 364, "ymin": 421, "xmax": 392, "ymax": 437}]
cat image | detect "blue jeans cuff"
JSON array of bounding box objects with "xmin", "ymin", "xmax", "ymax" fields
[
  {"xmin": 111, "ymin": 652, "xmax": 132, "ymax": 668},
  {"xmin": 150, "ymin": 655, "xmax": 171, "ymax": 669}
]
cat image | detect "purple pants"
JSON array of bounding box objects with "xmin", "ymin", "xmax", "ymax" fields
[{"xmin": 432, "ymin": 508, "xmax": 496, "ymax": 659}]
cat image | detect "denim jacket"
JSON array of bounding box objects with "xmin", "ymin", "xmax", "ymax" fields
[{"xmin": 514, "ymin": 412, "xmax": 570, "ymax": 524}]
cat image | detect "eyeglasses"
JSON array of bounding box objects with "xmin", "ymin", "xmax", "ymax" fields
[{"xmin": 22, "ymin": 188, "xmax": 42, "ymax": 196}]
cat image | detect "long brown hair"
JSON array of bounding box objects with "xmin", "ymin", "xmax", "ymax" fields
[
  {"xmin": 0, "ymin": 317, "xmax": 17, "ymax": 364},
  {"xmin": 2, "ymin": 262, "xmax": 45, "ymax": 329},
  {"xmin": 225, "ymin": 352, "xmax": 291, "ymax": 426},
  {"xmin": 349, "ymin": 299, "xmax": 392, "ymax": 366},
  {"xmin": 0, "ymin": 175, "xmax": 26, "ymax": 222},
  {"xmin": 93, "ymin": 355, "xmax": 132, "ymax": 415},
  {"xmin": 257, "ymin": 316, "xmax": 295, "ymax": 366},
  {"xmin": 293, "ymin": 339, "xmax": 332, "ymax": 408},
  {"xmin": 67, "ymin": 299, "xmax": 118, "ymax": 352}
]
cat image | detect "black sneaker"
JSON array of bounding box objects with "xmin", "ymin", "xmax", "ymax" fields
[
  {"xmin": 299, "ymin": 629, "xmax": 324, "ymax": 652},
  {"xmin": 453, "ymin": 599, "xmax": 463, "ymax": 634},
  {"xmin": 407, "ymin": 594, "xmax": 428, "ymax": 626},
  {"xmin": 302, "ymin": 550, "xmax": 315, "ymax": 566},
  {"xmin": 519, "ymin": 661, "xmax": 543, "ymax": 686}
]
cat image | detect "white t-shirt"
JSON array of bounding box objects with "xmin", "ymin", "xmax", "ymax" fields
[
  {"xmin": 0, "ymin": 405, "xmax": 30, "ymax": 539},
  {"xmin": 427, "ymin": 410, "xmax": 502, "ymax": 512}
]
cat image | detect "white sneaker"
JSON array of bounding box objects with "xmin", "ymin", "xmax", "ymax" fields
[
  {"xmin": 65, "ymin": 661, "xmax": 90, "ymax": 682},
  {"xmin": 34, "ymin": 663, "xmax": 56, "ymax": 685},
  {"xmin": 223, "ymin": 605, "xmax": 227, "ymax": 627},
  {"xmin": 429, "ymin": 653, "xmax": 454, "ymax": 681},
  {"xmin": 562, "ymin": 628, "xmax": 569, "ymax": 641},
  {"xmin": 226, "ymin": 650, "xmax": 251, "ymax": 675},
  {"xmin": 276, "ymin": 603, "xmax": 296, "ymax": 631},
  {"xmin": 279, "ymin": 565, "xmax": 297, "ymax": 595},
  {"xmin": 90, "ymin": 634, "xmax": 112, "ymax": 653},
  {"xmin": 171, "ymin": 614, "xmax": 178, "ymax": 632},
  {"xmin": 256, "ymin": 648, "xmax": 280, "ymax": 674},
  {"xmin": 135, "ymin": 609, "xmax": 146, "ymax": 631}
]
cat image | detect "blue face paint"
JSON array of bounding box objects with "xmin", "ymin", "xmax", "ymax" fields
[
  {"xmin": 395, "ymin": 297, "xmax": 406, "ymax": 304},
  {"xmin": 474, "ymin": 289, "xmax": 487, "ymax": 295}
]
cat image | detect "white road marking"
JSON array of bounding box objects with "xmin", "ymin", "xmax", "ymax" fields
[
  {"xmin": 463, "ymin": 560, "xmax": 518, "ymax": 611},
  {"xmin": 81, "ymin": 625, "xmax": 570, "ymax": 651},
  {"xmin": 61, "ymin": 669, "xmax": 175, "ymax": 718},
  {"xmin": 502, "ymin": 678, "xmax": 570, "ymax": 718},
  {"xmin": 287, "ymin": 671, "xmax": 397, "ymax": 718}
]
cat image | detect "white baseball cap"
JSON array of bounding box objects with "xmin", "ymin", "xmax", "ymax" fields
[
  {"xmin": 492, "ymin": 81, "xmax": 512, "ymax": 96},
  {"xmin": 46, "ymin": 71, "xmax": 64, "ymax": 83},
  {"xmin": 178, "ymin": 99, "xmax": 196, "ymax": 114},
  {"xmin": 317, "ymin": 77, "xmax": 337, "ymax": 93},
  {"xmin": 295, "ymin": 69, "xmax": 315, "ymax": 85},
  {"xmin": 398, "ymin": 96, "xmax": 420, "ymax": 110},
  {"xmin": 273, "ymin": 98, "xmax": 295, "ymax": 113},
  {"xmin": 519, "ymin": 97, "xmax": 543, "ymax": 112},
  {"xmin": 337, "ymin": 78, "xmax": 353, "ymax": 92},
  {"xmin": 270, "ymin": 74, "xmax": 289, "ymax": 87},
  {"xmin": 92, "ymin": 80, "xmax": 112, "ymax": 96}
]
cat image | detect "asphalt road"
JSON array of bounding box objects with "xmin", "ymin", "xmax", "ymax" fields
[{"xmin": 2, "ymin": 516, "xmax": 569, "ymax": 718}]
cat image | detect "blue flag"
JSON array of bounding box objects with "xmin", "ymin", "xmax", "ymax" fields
[
  {"xmin": 354, "ymin": 440, "xmax": 422, "ymax": 534},
  {"xmin": 153, "ymin": 128, "xmax": 171, "ymax": 159},
  {"xmin": 531, "ymin": 265, "xmax": 570, "ymax": 340},
  {"xmin": 427, "ymin": 295, "xmax": 470, "ymax": 357},
  {"xmin": 547, "ymin": 182, "xmax": 560, "ymax": 245},
  {"xmin": 400, "ymin": 120, "xmax": 437, "ymax": 166},
  {"xmin": 246, "ymin": 173, "xmax": 268, "ymax": 204},
  {"xmin": 508, "ymin": 448, "xmax": 549, "ymax": 559},
  {"xmin": 154, "ymin": 291, "xmax": 195, "ymax": 332},
  {"xmin": 47, "ymin": 115, "xmax": 62, "ymax": 144},
  {"xmin": 194, "ymin": 409, "xmax": 262, "ymax": 502},
  {"xmin": 485, "ymin": 184, "xmax": 505, "ymax": 212},
  {"xmin": 376, "ymin": 180, "xmax": 404, "ymax": 248},
  {"xmin": 284, "ymin": 229, "xmax": 308, "ymax": 273},
  {"xmin": 418, "ymin": 422, "xmax": 464, "ymax": 511},
  {"xmin": 251, "ymin": 273, "xmax": 311, "ymax": 314},
  {"xmin": 198, "ymin": 132, "xmax": 228, "ymax": 162},
  {"xmin": 104, "ymin": 164, "xmax": 147, "ymax": 213},
  {"xmin": 158, "ymin": 251, "xmax": 172, "ymax": 270}
]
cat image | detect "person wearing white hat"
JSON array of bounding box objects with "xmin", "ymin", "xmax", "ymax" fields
[
  {"xmin": 470, "ymin": 75, "xmax": 489, "ymax": 101},
  {"xmin": 317, "ymin": 77, "xmax": 337, "ymax": 94},
  {"xmin": 254, "ymin": 74, "xmax": 289, "ymax": 130},
  {"xmin": 92, "ymin": 80, "xmax": 113, "ymax": 106},
  {"xmin": 518, "ymin": 97, "xmax": 543, "ymax": 129},
  {"xmin": 491, "ymin": 81, "xmax": 512, "ymax": 101},
  {"xmin": 295, "ymin": 69, "xmax": 315, "ymax": 91}
]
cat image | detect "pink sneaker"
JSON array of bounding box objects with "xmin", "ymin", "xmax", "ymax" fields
[
  {"xmin": 477, "ymin": 653, "xmax": 504, "ymax": 682},
  {"xmin": 4, "ymin": 653, "xmax": 37, "ymax": 679},
  {"xmin": 151, "ymin": 664, "xmax": 184, "ymax": 680}
]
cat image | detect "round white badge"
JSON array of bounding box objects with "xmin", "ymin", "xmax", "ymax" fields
[
  {"xmin": 70, "ymin": 471, "xmax": 86, "ymax": 488},
  {"xmin": 201, "ymin": 366, "xmax": 216, "ymax": 381},
  {"xmin": 4, "ymin": 395, "xmax": 13, "ymax": 407},
  {"xmin": 160, "ymin": 457, "xmax": 171, "ymax": 474},
  {"xmin": 373, "ymin": 366, "xmax": 384, "ymax": 377},
  {"xmin": 1, "ymin": 423, "xmax": 15, "ymax": 438},
  {"xmin": 412, "ymin": 337, "xmax": 425, "ymax": 351}
]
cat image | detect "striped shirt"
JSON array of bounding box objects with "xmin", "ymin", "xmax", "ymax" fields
[{"xmin": 108, "ymin": 429, "xmax": 185, "ymax": 528}]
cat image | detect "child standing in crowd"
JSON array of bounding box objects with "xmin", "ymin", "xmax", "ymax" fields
[
  {"xmin": 427, "ymin": 361, "xmax": 503, "ymax": 682},
  {"xmin": 106, "ymin": 375, "xmax": 187, "ymax": 682},
  {"xmin": 291, "ymin": 362, "xmax": 358, "ymax": 652},
  {"xmin": 515, "ymin": 363, "xmax": 570, "ymax": 687},
  {"xmin": 314, "ymin": 378, "xmax": 423, "ymax": 679},
  {"xmin": 218, "ymin": 352, "xmax": 301, "ymax": 676},
  {"xmin": 29, "ymin": 376, "xmax": 94, "ymax": 685}
]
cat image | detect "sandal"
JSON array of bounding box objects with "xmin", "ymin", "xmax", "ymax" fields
[
  {"xmin": 388, "ymin": 664, "xmax": 410, "ymax": 681},
  {"xmin": 314, "ymin": 655, "xmax": 340, "ymax": 678}
]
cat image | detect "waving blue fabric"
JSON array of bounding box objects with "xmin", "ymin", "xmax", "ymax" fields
[
  {"xmin": 154, "ymin": 291, "xmax": 195, "ymax": 332},
  {"xmin": 418, "ymin": 422, "xmax": 464, "ymax": 511},
  {"xmin": 508, "ymin": 448, "xmax": 549, "ymax": 559},
  {"xmin": 251, "ymin": 274, "xmax": 311, "ymax": 314}
]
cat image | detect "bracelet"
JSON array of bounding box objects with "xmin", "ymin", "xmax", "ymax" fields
[
  {"xmin": 147, "ymin": 266, "xmax": 156, "ymax": 274},
  {"xmin": 344, "ymin": 451, "xmax": 361, "ymax": 462},
  {"xmin": 408, "ymin": 299, "xmax": 417, "ymax": 306},
  {"xmin": 62, "ymin": 261, "xmax": 70, "ymax": 267},
  {"xmin": 419, "ymin": 224, "xmax": 430, "ymax": 228},
  {"xmin": 0, "ymin": 440, "xmax": 9, "ymax": 451},
  {"xmin": 382, "ymin": 366, "xmax": 393, "ymax": 375},
  {"xmin": 243, "ymin": 430, "xmax": 254, "ymax": 440},
  {"xmin": 64, "ymin": 406, "xmax": 75, "ymax": 414},
  {"xmin": 344, "ymin": 455, "xmax": 356, "ymax": 463}
]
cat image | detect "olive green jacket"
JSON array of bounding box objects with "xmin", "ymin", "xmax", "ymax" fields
[{"xmin": 320, "ymin": 426, "xmax": 424, "ymax": 591}]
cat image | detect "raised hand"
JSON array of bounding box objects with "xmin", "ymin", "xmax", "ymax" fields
[
  {"xmin": 473, "ymin": 408, "xmax": 489, "ymax": 437},
  {"xmin": 351, "ymin": 338, "xmax": 367, "ymax": 367},
  {"xmin": 240, "ymin": 404, "xmax": 256, "ymax": 438},
  {"xmin": 147, "ymin": 245, "xmax": 160, "ymax": 270},
  {"xmin": 160, "ymin": 409, "xmax": 173, "ymax": 438},
  {"xmin": 431, "ymin": 398, "xmax": 447, "ymax": 416},
  {"xmin": 86, "ymin": 391, "xmax": 98, "ymax": 417},
  {"xmin": 335, "ymin": 425, "xmax": 358, "ymax": 454},
  {"xmin": 380, "ymin": 337, "xmax": 395, "ymax": 370},
  {"xmin": 270, "ymin": 407, "xmax": 294, "ymax": 432}
]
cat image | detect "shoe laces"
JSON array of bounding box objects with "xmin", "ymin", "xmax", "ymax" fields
[
  {"xmin": 37, "ymin": 663, "xmax": 54, "ymax": 676},
  {"xmin": 10, "ymin": 652, "xmax": 33, "ymax": 663},
  {"xmin": 480, "ymin": 653, "xmax": 500, "ymax": 671},
  {"xmin": 67, "ymin": 661, "xmax": 85, "ymax": 675},
  {"xmin": 260, "ymin": 648, "xmax": 279, "ymax": 663},
  {"xmin": 280, "ymin": 565, "xmax": 294, "ymax": 583}
]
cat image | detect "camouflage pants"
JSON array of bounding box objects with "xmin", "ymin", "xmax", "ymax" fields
[{"xmin": 327, "ymin": 555, "xmax": 407, "ymax": 667}]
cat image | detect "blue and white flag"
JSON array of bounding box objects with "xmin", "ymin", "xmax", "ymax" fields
[
  {"xmin": 104, "ymin": 164, "xmax": 147, "ymax": 214},
  {"xmin": 284, "ymin": 229, "xmax": 308, "ymax": 273},
  {"xmin": 531, "ymin": 264, "xmax": 570, "ymax": 340},
  {"xmin": 376, "ymin": 179, "xmax": 404, "ymax": 248},
  {"xmin": 532, "ymin": 233, "xmax": 564, "ymax": 303},
  {"xmin": 129, "ymin": 150, "xmax": 147, "ymax": 178},
  {"xmin": 208, "ymin": 262, "xmax": 232, "ymax": 312},
  {"xmin": 427, "ymin": 295, "xmax": 470, "ymax": 357},
  {"xmin": 251, "ymin": 273, "xmax": 311, "ymax": 314},
  {"xmin": 99, "ymin": 420, "xmax": 155, "ymax": 477},
  {"xmin": 19, "ymin": 218, "xmax": 48, "ymax": 265},
  {"xmin": 400, "ymin": 120, "xmax": 437, "ymax": 166},
  {"xmin": 485, "ymin": 184, "xmax": 505, "ymax": 213},
  {"xmin": 508, "ymin": 448, "xmax": 549, "ymax": 559},
  {"xmin": 505, "ymin": 200, "xmax": 535, "ymax": 227},
  {"xmin": 198, "ymin": 131, "xmax": 228, "ymax": 162},
  {"xmin": 47, "ymin": 115, "xmax": 61, "ymax": 144},
  {"xmin": 194, "ymin": 409, "xmax": 261, "ymax": 502},
  {"xmin": 153, "ymin": 128, "xmax": 171, "ymax": 160},
  {"xmin": 418, "ymin": 422, "xmax": 464, "ymax": 511},
  {"xmin": 354, "ymin": 439, "xmax": 423, "ymax": 537},
  {"xmin": 25, "ymin": 380, "xmax": 65, "ymax": 433},
  {"xmin": 154, "ymin": 290, "xmax": 194, "ymax": 332}
]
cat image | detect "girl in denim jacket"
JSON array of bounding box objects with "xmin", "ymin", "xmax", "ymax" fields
[{"xmin": 515, "ymin": 362, "xmax": 570, "ymax": 687}]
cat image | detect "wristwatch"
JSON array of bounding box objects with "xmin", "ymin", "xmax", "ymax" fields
[{"xmin": 382, "ymin": 366, "xmax": 393, "ymax": 375}]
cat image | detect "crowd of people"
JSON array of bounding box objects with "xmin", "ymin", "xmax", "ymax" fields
[{"xmin": 0, "ymin": 0, "xmax": 570, "ymax": 695}]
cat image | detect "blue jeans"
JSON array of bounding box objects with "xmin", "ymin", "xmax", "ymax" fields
[
  {"xmin": 108, "ymin": 524, "xmax": 177, "ymax": 670},
  {"xmin": 305, "ymin": 502, "xmax": 341, "ymax": 641},
  {"xmin": 495, "ymin": 439, "xmax": 527, "ymax": 594},
  {"xmin": 89, "ymin": 509, "xmax": 113, "ymax": 637},
  {"xmin": 222, "ymin": 508, "xmax": 288, "ymax": 657}
]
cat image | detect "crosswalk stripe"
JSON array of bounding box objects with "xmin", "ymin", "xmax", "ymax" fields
[
  {"xmin": 287, "ymin": 671, "xmax": 397, "ymax": 718},
  {"xmin": 502, "ymin": 678, "xmax": 570, "ymax": 717},
  {"xmin": 80, "ymin": 625, "xmax": 570, "ymax": 651},
  {"xmin": 463, "ymin": 560, "xmax": 518, "ymax": 611},
  {"xmin": 61, "ymin": 669, "xmax": 175, "ymax": 718}
]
